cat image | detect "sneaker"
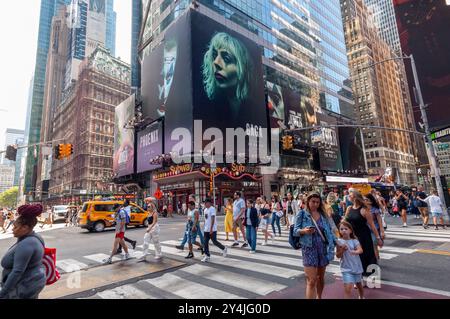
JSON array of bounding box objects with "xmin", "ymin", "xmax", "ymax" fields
[
  {"xmin": 102, "ymin": 257, "xmax": 112, "ymax": 264},
  {"xmin": 435, "ymin": 226, "xmax": 439, "ymax": 230},
  {"xmin": 261, "ymin": 241, "xmax": 267, "ymax": 246},
  {"xmin": 249, "ymin": 250, "xmax": 256, "ymax": 254},
  {"xmin": 175, "ymin": 245, "xmax": 184, "ymax": 251},
  {"xmin": 132, "ymin": 241, "xmax": 137, "ymax": 250},
  {"xmin": 137, "ymin": 255, "xmax": 147, "ymax": 262},
  {"xmin": 231, "ymin": 242, "xmax": 239, "ymax": 247},
  {"xmin": 123, "ymin": 253, "xmax": 131, "ymax": 260},
  {"xmin": 185, "ymin": 252, "xmax": 194, "ymax": 259},
  {"xmin": 423, "ymin": 225, "xmax": 429, "ymax": 229},
  {"xmin": 201, "ymin": 256, "xmax": 210, "ymax": 262},
  {"xmin": 402, "ymin": 223, "xmax": 408, "ymax": 228},
  {"xmin": 222, "ymin": 247, "xmax": 228, "ymax": 257},
  {"xmin": 155, "ymin": 255, "xmax": 162, "ymax": 260},
  {"xmin": 241, "ymin": 243, "xmax": 248, "ymax": 248}
]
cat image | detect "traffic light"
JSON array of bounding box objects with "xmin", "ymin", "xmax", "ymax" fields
[
  {"xmin": 282, "ymin": 135, "xmax": 293, "ymax": 150},
  {"xmin": 54, "ymin": 144, "xmax": 74, "ymax": 159},
  {"xmin": 5, "ymin": 145, "xmax": 17, "ymax": 161}
]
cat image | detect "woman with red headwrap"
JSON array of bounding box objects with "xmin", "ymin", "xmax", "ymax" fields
[{"xmin": 0, "ymin": 204, "xmax": 47, "ymax": 299}]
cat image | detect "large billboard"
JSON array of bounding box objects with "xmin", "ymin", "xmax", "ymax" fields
[
  {"xmin": 141, "ymin": 10, "xmax": 268, "ymax": 164},
  {"xmin": 113, "ymin": 94, "xmax": 135, "ymax": 178},
  {"xmin": 339, "ymin": 127, "xmax": 365, "ymax": 172},
  {"xmin": 267, "ymin": 81, "xmax": 317, "ymax": 151},
  {"xmin": 137, "ymin": 121, "xmax": 163, "ymax": 173},
  {"xmin": 312, "ymin": 113, "xmax": 342, "ymax": 172},
  {"xmin": 191, "ymin": 10, "xmax": 267, "ymax": 162},
  {"xmin": 141, "ymin": 12, "xmax": 192, "ymax": 153}
]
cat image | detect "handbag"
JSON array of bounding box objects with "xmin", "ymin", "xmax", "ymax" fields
[
  {"xmin": 30, "ymin": 235, "xmax": 60, "ymax": 286},
  {"xmin": 289, "ymin": 210, "xmax": 304, "ymax": 250}
]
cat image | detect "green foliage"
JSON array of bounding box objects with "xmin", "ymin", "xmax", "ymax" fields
[{"xmin": 0, "ymin": 187, "xmax": 18, "ymax": 208}]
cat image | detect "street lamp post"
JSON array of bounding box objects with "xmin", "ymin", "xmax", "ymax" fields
[{"xmin": 362, "ymin": 54, "xmax": 446, "ymax": 205}]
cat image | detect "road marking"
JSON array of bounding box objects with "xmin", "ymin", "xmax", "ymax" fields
[
  {"xmin": 386, "ymin": 230, "xmax": 450, "ymax": 239},
  {"xmin": 380, "ymin": 246, "xmax": 417, "ymax": 254},
  {"xmin": 150, "ymin": 242, "xmax": 303, "ymax": 278},
  {"xmin": 144, "ymin": 273, "xmax": 243, "ymax": 299},
  {"xmin": 379, "ymin": 280, "xmax": 450, "ymax": 297},
  {"xmin": 181, "ymin": 264, "xmax": 287, "ymax": 295},
  {"xmin": 56, "ymin": 259, "xmax": 88, "ymax": 273},
  {"xmin": 415, "ymin": 249, "xmax": 450, "ymax": 256},
  {"xmin": 96, "ymin": 284, "xmax": 158, "ymax": 299},
  {"xmin": 382, "ymin": 234, "xmax": 450, "ymax": 243}
]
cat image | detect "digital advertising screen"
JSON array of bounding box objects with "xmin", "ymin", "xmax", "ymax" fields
[
  {"xmin": 191, "ymin": 10, "xmax": 268, "ymax": 163},
  {"xmin": 338, "ymin": 127, "xmax": 365, "ymax": 171},
  {"xmin": 313, "ymin": 112, "xmax": 342, "ymax": 172},
  {"xmin": 137, "ymin": 121, "xmax": 163, "ymax": 173},
  {"xmin": 113, "ymin": 94, "xmax": 135, "ymax": 177}
]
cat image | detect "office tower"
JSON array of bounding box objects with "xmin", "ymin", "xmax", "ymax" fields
[
  {"xmin": 341, "ymin": 0, "xmax": 417, "ymax": 184},
  {"xmin": 49, "ymin": 46, "xmax": 130, "ymax": 203},
  {"xmin": 0, "ymin": 165, "xmax": 15, "ymax": 194},
  {"xmin": 131, "ymin": 0, "xmax": 142, "ymax": 90},
  {"xmin": 35, "ymin": 6, "xmax": 70, "ymax": 199},
  {"xmin": 135, "ymin": 0, "xmax": 363, "ymax": 199},
  {"xmin": 24, "ymin": 0, "xmax": 71, "ymax": 196},
  {"xmin": 106, "ymin": 0, "xmax": 116, "ymax": 56},
  {"xmin": 1, "ymin": 129, "xmax": 25, "ymax": 188}
]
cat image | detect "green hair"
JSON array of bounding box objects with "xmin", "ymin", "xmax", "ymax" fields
[{"xmin": 202, "ymin": 32, "xmax": 252, "ymax": 102}]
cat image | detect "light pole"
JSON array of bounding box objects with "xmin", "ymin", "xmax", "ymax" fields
[{"xmin": 357, "ymin": 54, "xmax": 446, "ymax": 205}]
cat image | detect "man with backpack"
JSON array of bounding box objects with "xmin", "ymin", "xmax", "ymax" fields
[
  {"xmin": 116, "ymin": 199, "xmax": 137, "ymax": 255},
  {"xmin": 103, "ymin": 203, "xmax": 131, "ymax": 264}
]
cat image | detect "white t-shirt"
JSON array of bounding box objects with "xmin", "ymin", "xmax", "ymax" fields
[
  {"xmin": 425, "ymin": 195, "xmax": 443, "ymax": 213},
  {"xmin": 233, "ymin": 198, "xmax": 245, "ymax": 219},
  {"xmin": 203, "ymin": 206, "xmax": 217, "ymax": 232}
]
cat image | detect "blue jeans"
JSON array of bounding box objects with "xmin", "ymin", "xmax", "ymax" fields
[
  {"xmin": 180, "ymin": 223, "xmax": 204, "ymax": 246},
  {"xmin": 271, "ymin": 214, "xmax": 281, "ymax": 235},
  {"xmin": 246, "ymin": 225, "xmax": 257, "ymax": 252}
]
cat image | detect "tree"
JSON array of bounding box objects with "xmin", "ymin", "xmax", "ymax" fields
[{"xmin": 0, "ymin": 187, "xmax": 19, "ymax": 208}]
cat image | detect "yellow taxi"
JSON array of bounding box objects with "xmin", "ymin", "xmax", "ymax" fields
[{"xmin": 78, "ymin": 200, "xmax": 149, "ymax": 232}]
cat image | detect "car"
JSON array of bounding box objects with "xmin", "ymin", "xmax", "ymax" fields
[
  {"xmin": 52, "ymin": 205, "xmax": 69, "ymax": 222},
  {"xmin": 77, "ymin": 200, "xmax": 149, "ymax": 232}
]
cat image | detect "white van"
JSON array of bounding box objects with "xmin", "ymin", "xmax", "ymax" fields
[{"xmin": 53, "ymin": 205, "xmax": 69, "ymax": 222}]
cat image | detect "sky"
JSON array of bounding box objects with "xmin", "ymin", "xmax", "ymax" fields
[{"xmin": 0, "ymin": 0, "xmax": 131, "ymax": 150}]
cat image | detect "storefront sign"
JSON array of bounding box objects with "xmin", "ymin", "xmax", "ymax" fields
[
  {"xmin": 326, "ymin": 176, "xmax": 369, "ymax": 183},
  {"xmin": 351, "ymin": 183, "xmax": 372, "ymax": 196},
  {"xmin": 153, "ymin": 164, "xmax": 194, "ymax": 180}
]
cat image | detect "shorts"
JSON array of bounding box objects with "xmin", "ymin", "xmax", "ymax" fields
[
  {"xmin": 431, "ymin": 212, "xmax": 443, "ymax": 218},
  {"xmin": 115, "ymin": 232, "xmax": 125, "ymax": 239},
  {"xmin": 342, "ymin": 272, "xmax": 362, "ymax": 284},
  {"xmin": 233, "ymin": 217, "xmax": 244, "ymax": 229},
  {"xmin": 259, "ymin": 218, "xmax": 268, "ymax": 228}
]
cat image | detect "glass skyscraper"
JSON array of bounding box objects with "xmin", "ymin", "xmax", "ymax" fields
[
  {"xmin": 24, "ymin": 0, "xmax": 71, "ymax": 194},
  {"xmin": 106, "ymin": 0, "xmax": 117, "ymax": 56},
  {"xmin": 131, "ymin": 0, "xmax": 142, "ymax": 89},
  {"xmin": 139, "ymin": 0, "xmax": 353, "ymax": 117}
]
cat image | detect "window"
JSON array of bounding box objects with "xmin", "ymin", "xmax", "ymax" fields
[{"xmin": 94, "ymin": 204, "xmax": 114, "ymax": 212}]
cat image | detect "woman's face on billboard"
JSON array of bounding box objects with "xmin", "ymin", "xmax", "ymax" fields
[{"xmin": 212, "ymin": 47, "xmax": 238, "ymax": 90}]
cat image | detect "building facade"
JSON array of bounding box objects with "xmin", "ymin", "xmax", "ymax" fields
[
  {"xmin": 131, "ymin": 0, "xmax": 142, "ymax": 90},
  {"xmin": 341, "ymin": 0, "xmax": 417, "ymax": 185},
  {"xmin": 48, "ymin": 46, "xmax": 130, "ymax": 204},
  {"xmin": 24, "ymin": 0, "xmax": 72, "ymax": 196},
  {"xmin": 106, "ymin": 0, "xmax": 117, "ymax": 57},
  {"xmin": 1, "ymin": 129, "xmax": 25, "ymax": 187},
  {"xmin": 0, "ymin": 165, "xmax": 15, "ymax": 194},
  {"xmin": 132, "ymin": 0, "xmax": 360, "ymax": 205}
]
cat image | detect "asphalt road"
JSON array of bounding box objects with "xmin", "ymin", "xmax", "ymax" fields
[{"xmin": 0, "ymin": 213, "xmax": 449, "ymax": 298}]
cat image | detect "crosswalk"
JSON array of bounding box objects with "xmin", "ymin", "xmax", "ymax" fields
[
  {"xmin": 384, "ymin": 225, "xmax": 450, "ymax": 243},
  {"xmin": 51, "ymin": 226, "xmax": 450, "ymax": 299}
]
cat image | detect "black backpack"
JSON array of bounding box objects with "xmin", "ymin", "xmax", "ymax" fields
[{"xmin": 289, "ymin": 210, "xmax": 305, "ymax": 250}]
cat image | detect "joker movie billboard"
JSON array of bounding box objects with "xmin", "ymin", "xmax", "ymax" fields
[
  {"xmin": 113, "ymin": 94, "xmax": 135, "ymax": 178},
  {"xmin": 141, "ymin": 10, "xmax": 268, "ymax": 164}
]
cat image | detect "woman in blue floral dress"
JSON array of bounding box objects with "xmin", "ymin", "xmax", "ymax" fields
[{"xmin": 294, "ymin": 193, "xmax": 337, "ymax": 299}]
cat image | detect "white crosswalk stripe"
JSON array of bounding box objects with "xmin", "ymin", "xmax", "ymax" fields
[
  {"xmin": 60, "ymin": 224, "xmax": 450, "ymax": 299},
  {"xmin": 144, "ymin": 273, "xmax": 244, "ymax": 299},
  {"xmin": 56, "ymin": 259, "xmax": 88, "ymax": 273},
  {"xmin": 385, "ymin": 226, "xmax": 450, "ymax": 242}
]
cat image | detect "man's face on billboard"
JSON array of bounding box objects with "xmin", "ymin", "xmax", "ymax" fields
[{"xmin": 212, "ymin": 48, "xmax": 238, "ymax": 90}]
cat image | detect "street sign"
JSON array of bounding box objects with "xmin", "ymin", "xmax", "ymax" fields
[
  {"xmin": 431, "ymin": 126, "xmax": 450, "ymax": 140},
  {"xmin": 154, "ymin": 189, "xmax": 163, "ymax": 200}
]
